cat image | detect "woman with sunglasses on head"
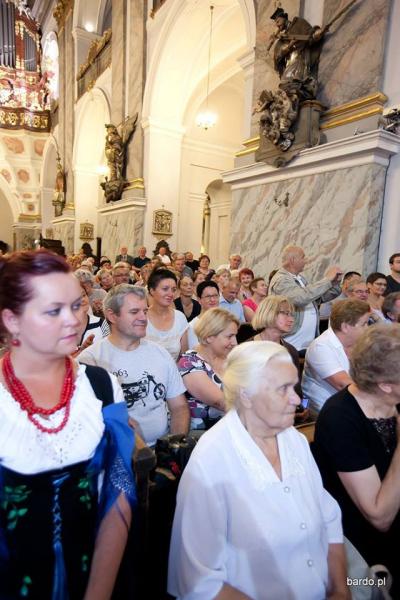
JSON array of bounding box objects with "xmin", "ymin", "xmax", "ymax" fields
[{"xmin": 0, "ymin": 250, "xmax": 135, "ymax": 600}]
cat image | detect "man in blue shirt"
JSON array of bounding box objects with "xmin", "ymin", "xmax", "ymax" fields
[{"xmin": 219, "ymin": 279, "xmax": 245, "ymax": 322}]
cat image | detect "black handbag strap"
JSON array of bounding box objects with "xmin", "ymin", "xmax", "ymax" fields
[{"xmin": 83, "ymin": 364, "xmax": 114, "ymax": 407}]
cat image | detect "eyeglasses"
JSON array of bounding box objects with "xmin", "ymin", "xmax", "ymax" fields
[
  {"xmin": 202, "ymin": 294, "xmax": 219, "ymax": 300},
  {"xmin": 278, "ymin": 310, "xmax": 294, "ymax": 317}
]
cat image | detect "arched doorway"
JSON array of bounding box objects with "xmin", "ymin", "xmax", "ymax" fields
[
  {"xmin": 143, "ymin": 0, "xmax": 256, "ymax": 258},
  {"xmin": 202, "ymin": 180, "xmax": 232, "ymax": 267}
]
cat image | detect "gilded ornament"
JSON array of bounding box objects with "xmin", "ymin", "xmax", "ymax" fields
[{"xmin": 152, "ymin": 210, "xmax": 173, "ymax": 236}]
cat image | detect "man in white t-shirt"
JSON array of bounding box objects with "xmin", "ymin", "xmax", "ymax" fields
[
  {"xmin": 79, "ymin": 285, "xmax": 189, "ymax": 446},
  {"xmin": 269, "ymin": 245, "xmax": 343, "ymax": 351},
  {"xmin": 302, "ymin": 299, "xmax": 370, "ymax": 414}
]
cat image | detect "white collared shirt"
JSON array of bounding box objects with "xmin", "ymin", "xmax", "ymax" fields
[
  {"xmin": 168, "ymin": 409, "xmax": 342, "ymax": 600},
  {"xmin": 302, "ymin": 327, "xmax": 349, "ymax": 412}
]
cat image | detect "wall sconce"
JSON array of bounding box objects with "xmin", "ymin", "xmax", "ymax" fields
[{"xmin": 274, "ymin": 192, "xmax": 289, "ymax": 207}]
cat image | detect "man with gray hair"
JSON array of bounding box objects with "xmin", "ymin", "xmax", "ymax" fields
[
  {"xmin": 217, "ymin": 254, "xmax": 242, "ymax": 273},
  {"xmin": 269, "ymin": 245, "xmax": 342, "ymax": 351},
  {"xmin": 79, "ymin": 284, "xmax": 189, "ymax": 446},
  {"xmin": 173, "ymin": 253, "xmax": 193, "ymax": 278}
]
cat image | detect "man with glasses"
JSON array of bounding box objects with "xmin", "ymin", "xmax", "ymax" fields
[
  {"xmin": 302, "ymin": 299, "xmax": 370, "ymax": 414},
  {"xmin": 187, "ymin": 281, "xmax": 220, "ymax": 349},
  {"xmin": 347, "ymin": 280, "xmax": 369, "ymax": 302}
]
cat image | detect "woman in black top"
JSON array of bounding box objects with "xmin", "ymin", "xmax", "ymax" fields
[
  {"xmin": 313, "ymin": 324, "xmax": 400, "ymax": 596},
  {"xmin": 174, "ymin": 275, "xmax": 201, "ymax": 322}
]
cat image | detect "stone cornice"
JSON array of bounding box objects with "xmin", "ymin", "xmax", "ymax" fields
[{"xmin": 223, "ymin": 130, "xmax": 400, "ymax": 189}]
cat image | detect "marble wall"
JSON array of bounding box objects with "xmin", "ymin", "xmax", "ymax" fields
[
  {"xmin": 319, "ymin": 0, "xmax": 391, "ymax": 107},
  {"xmin": 98, "ymin": 203, "xmax": 145, "ymax": 261},
  {"xmin": 230, "ymin": 163, "xmax": 386, "ymax": 280},
  {"xmin": 13, "ymin": 226, "xmax": 41, "ymax": 251},
  {"xmin": 250, "ymin": 0, "xmax": 391, "ymax": 138},
  {"xmin": 52, "ymin": 221, "xmax": 75, "ymax": 255}
]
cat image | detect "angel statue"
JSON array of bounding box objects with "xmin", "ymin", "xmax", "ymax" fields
[
  {"xmin": 52, "ymin": 155, "xmax": 65, "ymax": 217},
  {"xmin": 101, "ymin": 113, "xmax": 138, "ymax": 203}
]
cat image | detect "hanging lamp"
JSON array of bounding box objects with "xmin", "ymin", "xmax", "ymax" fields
[{"xmin": 195, "ymin": 5, "xmax": 217, "ymax": 130}]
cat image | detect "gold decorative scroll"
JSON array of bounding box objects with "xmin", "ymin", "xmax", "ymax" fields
[
  {"xmin": 0, "ymin": 107, "xmax": 50, "ymax": 132},
  {"xmin": 76, "ymin": 29, "xmax": 112, "ymax": 82}
]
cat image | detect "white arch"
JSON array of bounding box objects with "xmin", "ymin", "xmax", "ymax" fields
[
  {"xmin": 73, "ymin": 0, "xmax": 104, "ymax": 33},
  {"xmin": 73, "ymin": 87, "xmax": 111, "ymax": 169},
  {"xmin": 72, "ymin": 87, "xmax": 111, "ymax": 250},
  {"xmin": 143, "ymin": 0, "xmax": 256, "ymax": 124},
  {"xmin": 40, "ymin": 135, "xmax": 58, "ymax": 190}
]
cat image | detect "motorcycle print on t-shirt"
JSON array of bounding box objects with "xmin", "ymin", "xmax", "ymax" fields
[{"xmin": 120, "ymin": 371, "xmax": 166, "ymax": 408}]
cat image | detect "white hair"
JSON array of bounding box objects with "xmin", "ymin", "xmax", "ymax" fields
[
  {"xmin": 222, "ymin": 341, "xmax": 292, "ymax": 410},
  {"xmin": 281, "ymin": 245, "xmax": 303, "ymax": 267}
]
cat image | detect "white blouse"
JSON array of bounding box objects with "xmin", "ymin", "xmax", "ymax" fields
[
  {"xmin": 168, "ymin": 409, "xmax": 343, "ymax": 600},
  {"xmin": 0, "ymin": 363, "xmax": 124, "ymax": 474},
  {"xmin": 146, "ymin": 309, "xmax": 188, "ymax": 360}
]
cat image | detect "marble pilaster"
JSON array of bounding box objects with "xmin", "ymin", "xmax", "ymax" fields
[
  {"xmin": 125, "ymin": 0, "xmax": 146, "ymax": 183},
  {"xmin": 57, "ymin": 11, "xmax": 75, "ymax": 210},
  {"xmin": 13, "ymin": 225, "xmax": 41, "ymax": 250},
  {"xmin": 319, "ymin": 0, "xmax": 391, "ymax": 108},
  {"xmin": 111, "ymin": 0, "xmax": 127, "ymax": 125},
  {"xmin": 52, "ymin": 218, "xmax": 75, "ymax": 255},
  {"xmin": 98, "ymin": 196, "xmax": 146, "ymax": 260}
]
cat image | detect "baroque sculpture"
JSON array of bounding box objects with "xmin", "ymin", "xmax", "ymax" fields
[
  {"xmin": 255, "ymin": 1, "xmax": 358, "ymax": 167},
  {"xmin": 101, "ymin": 114, "xmax": 138, "ymax": 203}
]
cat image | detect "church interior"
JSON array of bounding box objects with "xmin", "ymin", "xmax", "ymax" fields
[
  {"xmin": 1, "ymin": 0, "xmax": 400, "ymax": 599},
  {"xmin": 0, "ymin": 0, "xmax": 398, "ymax": 275}
]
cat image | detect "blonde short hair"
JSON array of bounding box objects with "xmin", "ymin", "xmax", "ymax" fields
[
  {"xmin": 194, "ymin": 307, "xmax": 239, "ymax": 345},
  {"xmin": 223, "ymin": 341, "xmax": 292, "ymax": 410},
  {"xmin": 215, "ymin": 267, "xmax": 230, "ymax": 278},
  {"xmin": 252, "ymin": 295, "xmax": 294, "ymax": 331}
]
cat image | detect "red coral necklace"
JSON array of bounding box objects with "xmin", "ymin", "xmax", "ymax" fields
[{"xmin": 2, "ymin": 352, "xmax": 75, "ymax": 434}]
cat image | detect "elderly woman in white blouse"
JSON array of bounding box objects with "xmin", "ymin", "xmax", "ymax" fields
[{"xmin": 168, "ymin": 341, "xmax": 349, "ymax": 600}]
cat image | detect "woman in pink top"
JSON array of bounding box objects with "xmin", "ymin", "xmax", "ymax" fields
[
  {"xmin": 243, "ymin": 277, "xmax": 268, "ymax": 322},
  {"xmin": 238, "ymin": 268, "xmax": 254, "ymax": 303}
]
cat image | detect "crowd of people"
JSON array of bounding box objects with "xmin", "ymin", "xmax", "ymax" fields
[{"xmin": 1, "ymin": 240, "xmax": 400, "ymax": 599}]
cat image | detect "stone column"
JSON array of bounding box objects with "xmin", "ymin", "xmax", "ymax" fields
[
  {"xmin": 54, "ymin": 0, "xmax": 76, "ymax": 213},
  {"xmin": 112, "ymin": 0, "xmax": 146, "ymax": 197}
]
